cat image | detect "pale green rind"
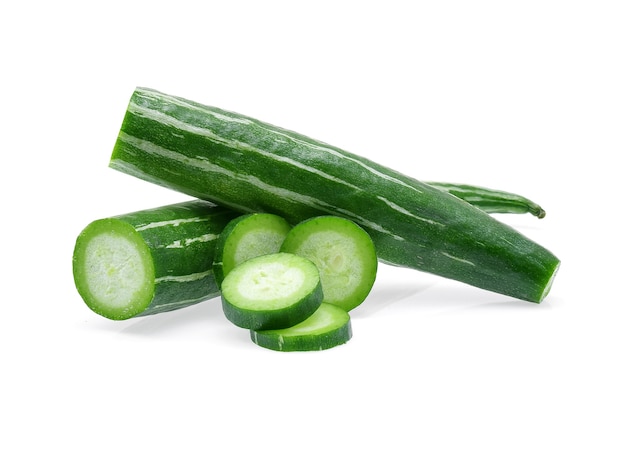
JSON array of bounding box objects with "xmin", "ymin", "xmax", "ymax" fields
[{"xmin": 73, "ymin": 219, "xmax": 155, "ymax": 320}]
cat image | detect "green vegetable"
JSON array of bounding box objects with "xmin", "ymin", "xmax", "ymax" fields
[
  {"xmin": 213, "ymin": 213, "xmax": 291, "ymax": 288},
  {"xmin": 280, "ymin": 216, "xmax": 377, "ymax": 311},
  {"xmin": 72, "ymin": 200, "xmax": 237, "ymax": 320},
  {"xmin": 72, "ymin": 183, "xmax": 540, "ymax": 320},
  {"xmin": 427, "ymin": 182, "xmax": 547, "ymax": 218},
  {"xmin": 251, "ymin": 303, "xmax": 352, "ymax": 352},
  {"xmin": 110, "ymin": 87, "xmax": 560, "ymax": 302},
  {"xmin": 220, "ymin": 253, "xmax": 323, "ymax": 330}
]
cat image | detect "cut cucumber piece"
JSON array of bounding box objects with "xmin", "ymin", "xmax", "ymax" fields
[
  {"xmin": 72, "ymin": 200, "xmax": 237, "ymax": 320},
  {"xmin": 220, "ymin": 253, "xmax": 323, "ymax": 330},
  {"xmin": 213, "ymin": 213, "xmax": 291, "ymax": 288},
  {"xmin": 251, "ymin": 303, "xmax": 352, "ymax": 352},
  {"xmin": 280, "ymin": 216, "xmax": 377, "ymax": 311}
]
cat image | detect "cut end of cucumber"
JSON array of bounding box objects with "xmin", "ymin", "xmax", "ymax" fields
[
  {"xmin": 73, "ymin": 219, "xmax": 155, "ymax": 320},
  {"xmin": 250, "ymin": 303, "xmax": 352, "ymax": 352}
]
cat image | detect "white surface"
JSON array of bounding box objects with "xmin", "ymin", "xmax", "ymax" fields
[{"xmin": 2, "ymin": 1, "xmax": 624, "ymax": 451}]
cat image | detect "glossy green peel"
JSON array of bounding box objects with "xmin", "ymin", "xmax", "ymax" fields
[{"xmin": 427, "ymin": 182, "xmax": 547, "ymax": 218}]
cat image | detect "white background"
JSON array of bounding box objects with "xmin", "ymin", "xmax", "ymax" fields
[{"xmin": 2, "ymin": 1, "xmax": 625, "ymax": 450}]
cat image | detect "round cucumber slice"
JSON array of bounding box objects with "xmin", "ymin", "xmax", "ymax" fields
[
  {"xmin": 280, "ymin": 216, "xmax": 378, "ymax": 311},
  {"xmin": 250, "ymin": 303, "xmax": 352, "ymax": 352},
  {"xmin": 213, "ymin": 213, "xmax": 291, "ymax": 287},
  {"xmin": 73, "ymin": 219, "xmax": 155, "ymax": 320},
  {"xmin": 220, "ymin": 253, "xmax": 323, "ymax": 330}
]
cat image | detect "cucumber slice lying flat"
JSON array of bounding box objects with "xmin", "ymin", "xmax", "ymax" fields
[
  {"xmin": 280, "ymin": 216, "xmax": 377, "ymax": 311},
  {"xmin": 251, "ymin": 303, "xmax": 352, "ymax": 352},
  {"xmin": 213, "ymin": 213, "xmax": 291, "ymax": 287},
  {"xmin": 220, "ymin": 253, "xmax": 323, "ymax": 330}
]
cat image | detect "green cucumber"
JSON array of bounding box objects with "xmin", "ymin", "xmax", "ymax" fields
[
  {"xmin": 213, "ymin": 213, "xmax": 291, "ymax": 288},
  {"xmin": 110, "ymin": 87, "xmax": 560, "ymax": 302},
  {"xmin": 220, "ymin": 253, "xmax": 323, "ymax": 330},
  {"xmin": 251, "ymin": 303, "xmax": 352, "ymax": 352},
  {"xmin": 427, "ymin": 182, "xmax": 547, "ymax": 218},
  {"xmin": 72, "ymin": 200, "xmax": 237, "ymax": 320},
  {"xmin": 280, "ymin": 216, "xmax": 377, "ymax": 311},
  {"xmin": 72, "ymin": 184, "xmax": 528, "ymax": 321}
]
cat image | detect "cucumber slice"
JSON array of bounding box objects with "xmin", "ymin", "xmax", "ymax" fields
[
  {"xmin": 213, "ymin": 213, "xmax": 291, "ymax": 288},
  {"xmin": 251, "ymin": 303, "xmax": 352, "ymax": 352},
  {"xmin": 280, "ymin": 216, "xmax": 377, "ymax": 311},
  {"xmin": 220, "ymin": 253, "xmax": 323, "ymax": 330}
]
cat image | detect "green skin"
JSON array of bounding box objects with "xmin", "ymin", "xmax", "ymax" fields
[
  {"xmin": 110, "ymin": 88, "xmax": 560, "ymax": 303},
  {"xmin": 73, "ymin": 200, "xmax": 238, "ymax": 320}
]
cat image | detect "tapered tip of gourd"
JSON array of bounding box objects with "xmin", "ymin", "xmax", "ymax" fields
[{"xmin": 72, "ymin": 219, "xmax": 155, "ymax": 320}]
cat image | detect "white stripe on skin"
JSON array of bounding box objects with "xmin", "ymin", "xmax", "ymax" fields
[{"xmin": 116, "ymin": 133, "xmax": 406, "ymax": 241}]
